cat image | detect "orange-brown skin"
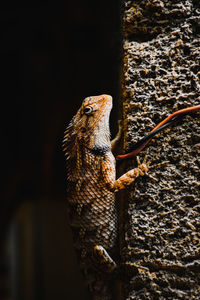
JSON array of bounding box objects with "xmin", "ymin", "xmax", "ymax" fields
[{"xmin": 63, "ymin": 95, "xmax": 149, "ymax": 299}]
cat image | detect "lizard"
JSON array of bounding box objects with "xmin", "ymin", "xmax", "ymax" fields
[
  {"xmin": 63, "ymin": 94, "xmax": 200, "ymax": 300},
  {"xmin": 62, "ymin": 94, "xmax": 151, "ymax": 300}
]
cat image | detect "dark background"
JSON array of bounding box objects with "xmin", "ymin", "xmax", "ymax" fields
[{"xmin": 1, "ymin": 1, "xmax": 121, "ymax": 299}]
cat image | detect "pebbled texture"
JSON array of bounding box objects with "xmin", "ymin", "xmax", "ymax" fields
[{"xmin": 122, "ymin": 0, "xmax": 200, "ymax": 299}]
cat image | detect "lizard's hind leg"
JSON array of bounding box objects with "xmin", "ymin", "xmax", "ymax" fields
[{"xmin": 92, "ymin": 245, "xmax": 117, "ymax": 274}]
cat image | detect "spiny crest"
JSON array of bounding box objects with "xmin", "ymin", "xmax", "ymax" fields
[
  {"xmin": 62, "ymin": 104, "xmax": 86, "ymax": 160},
  {"xmin": 62, "ymin": 114, "xmax": 78, "ymax": 160}
]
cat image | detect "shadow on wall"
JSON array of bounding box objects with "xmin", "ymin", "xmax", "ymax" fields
[{"xmin": 1, "ymin": 1, "xmax": 121, "ymax": 299}]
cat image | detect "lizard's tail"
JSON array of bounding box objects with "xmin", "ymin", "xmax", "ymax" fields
[{"xmin": 117, "ymin": 104, "xmax": 200, "ymax": 160}]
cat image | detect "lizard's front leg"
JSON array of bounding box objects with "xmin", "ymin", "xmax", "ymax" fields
[
  {"xmin": 111, "ymin": 121, "xmax": 151, "ymax": 192},
  {"xmin": 103, "ymin": 155, "xmax": 151, "ymax": 193},
  {"xmin": 111, "ymin": 120, "xmax": 123, "ymax": 155},
  {"xmin": 113, "ymin": 156, "xmax": 150, "ymax": 192}
]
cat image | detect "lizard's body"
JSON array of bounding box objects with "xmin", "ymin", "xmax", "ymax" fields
[
  {"xmin": 67, "ymin": 145, "xmax": 117, "ymax": 258},
  {"xmin": 63, "ymin": 95, "xmax": 149, "ymax": 299}
]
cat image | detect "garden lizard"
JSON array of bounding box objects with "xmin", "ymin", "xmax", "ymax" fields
[
  {"xmin": 63, "ymin": 94, "xmax": 200, "ymax": 299},
  {"xmin": 63, "ymin": 94, "xmax": 150, "ymax": 300}
]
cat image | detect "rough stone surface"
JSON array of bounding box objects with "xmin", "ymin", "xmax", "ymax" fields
[{"xmin": 121, "ymin": 1, "xmax": 200, "ymax": 299}]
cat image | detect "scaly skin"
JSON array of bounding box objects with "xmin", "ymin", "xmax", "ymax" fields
[{"xmin": 63, "ymin": 95, "xmax": 149, "ymax": 299}]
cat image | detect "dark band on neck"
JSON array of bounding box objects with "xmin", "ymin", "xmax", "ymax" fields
[{"xmin": 90, "ymin": 145, "xmax": 110, "ymax": 156}]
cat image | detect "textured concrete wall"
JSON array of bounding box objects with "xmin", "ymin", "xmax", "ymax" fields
[{"xmin": 121, "ymin": 1, "xmax": 200, "ymax": 299}]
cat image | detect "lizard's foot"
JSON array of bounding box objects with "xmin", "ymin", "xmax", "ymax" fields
[
  {"xmin": 92, "ymin": 245, "xmax": 117, "ymax": 274},
  {"xmin": 137, "ymin": 149, "xmax": 169, "ymax": 181},
  {"xmin": 135, "ymin": 152, "xmax": 151, "ymax": 176}
]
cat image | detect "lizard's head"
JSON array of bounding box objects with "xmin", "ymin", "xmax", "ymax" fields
[{"xmin": 63, "ymin": 95, "xmax": 113, "ymax": 158}]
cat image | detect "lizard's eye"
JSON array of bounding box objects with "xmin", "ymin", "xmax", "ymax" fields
[{"xmin": 83, "ymin": 106, "xmax": 93, "ymax": 115}]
